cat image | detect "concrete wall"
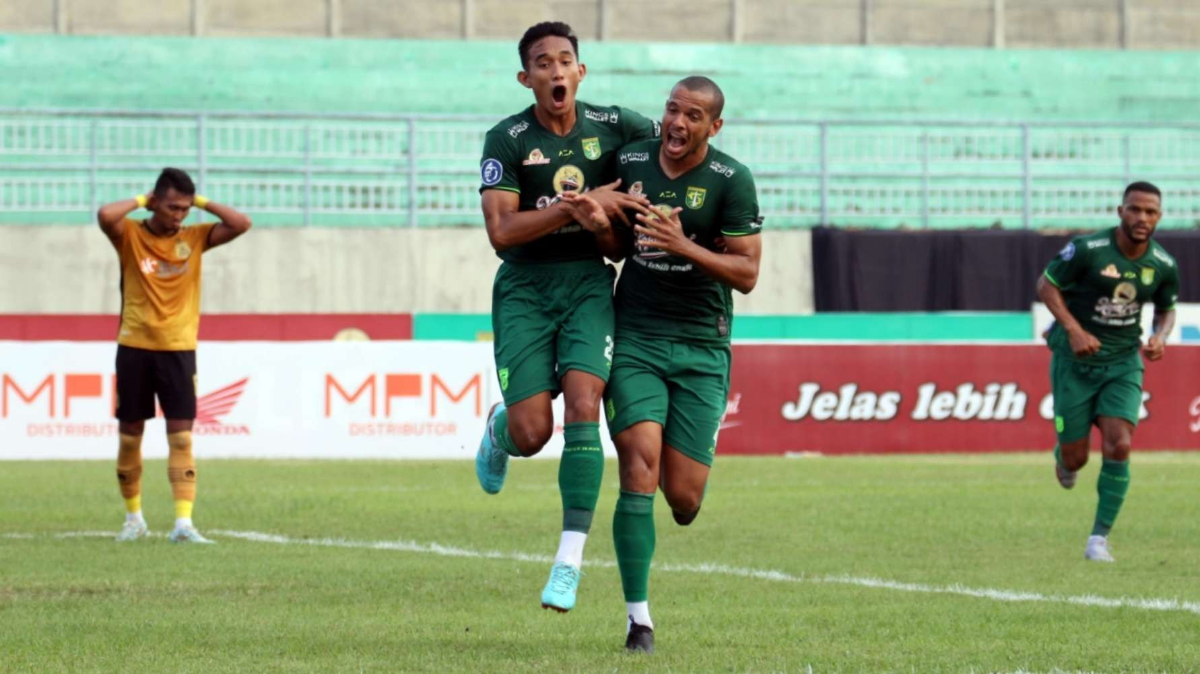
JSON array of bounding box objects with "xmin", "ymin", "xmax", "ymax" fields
[
  {"xmin": 0, "ymin": 226, "xmax": 813, "ymax": 314},
  {"xmin": 4, "ymin": 0, "xmax": 1200, "ymax": 50}
]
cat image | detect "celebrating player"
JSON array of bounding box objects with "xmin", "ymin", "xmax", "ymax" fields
[
  {"xmin": 563, "ymin": 76, "xmax": 763, "ymax": 653},
  {"xmin": 1036, "ymin": 181, "xmax": 1179, "ymax": 562},
  {"xmin": 97, "ymin": 167, "xmax": 252, "ymax": 544},
  {"xmin": 474, "ymin": 21, "xmax": 658, "ymax": 612}
]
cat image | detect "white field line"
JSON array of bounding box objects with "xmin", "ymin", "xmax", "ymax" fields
[{"xmin": 5, "ymin": 529, "xmax": 1200, "ymax": 618}]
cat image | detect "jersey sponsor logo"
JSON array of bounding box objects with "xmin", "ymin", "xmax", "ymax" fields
[
  {"xmin": 635, "ymin": 204, "xmax": 673, "ymax": 259},
  {"xmin": 139, "ymin": 257, "xmax": 189, "ymax": 278},
  {"xmin": 1142, "ymin": 268, "xmax": 1155, "ymax": 285},
  {"xmin": 174, "ymin": 240, "xmax": 192, "ymax": 259},
  {"xmin": 522, "ymin": 149, "xmax": 551, "ymax": 166},
  {"xmin": 629, "ymin": 181, "xmax": 643, "ymax": 196},
  {"xmin": 584, "ymin": 109, "xmax": 618, "ymax": 124},
  {"xmin": 558, "ymin": 148, "xmax": 574, "ymax": 158},
  {"xmin": 709, "ymin": 160, "xmax": 736, "ymax": 177},
  {"xmin": 481, "ymin": 158, "xmax": 504, "ymax": 186},
  {"xmin": 507, "ymin": 120, "xmax": 529, "ymax": 138},
  {"xmin": 1123, "ymin": 271, "xmax": 1136, "ymax": 279},
  {"xmin": 1152, "ymin": 248, "xmax": 1174, "ymax": 266},
  {"xmin": 552, "ymin": 165, "xmax": 584, "ymax": 194},
  {"xmin": 652, "ymin": 120, "xmax": 662, "ymax": 138},
  {"xmin": 685, "ymin": 186, "xmax": 707, "ymax": 210},
  {"xmin": 620, "ymin": 151, "xmax": 650, "ymax": 164},
  {"xmin": 1059, "ymin": 242, "xmax": 1075, "ymax": 261},
  {"xmin": 1086, "ymin": 239, "xmax": 1109, "ymax": 249},
  {"xmin": 1100, "ymin": 264, "xmax": 1120, "ymax": 279},
  {"xmin": 659, "ymin": 190, "xmax": 676, "ymax": 199},
  {"xmin": 582, "ymin": 137, "xmax": 601, "ymax": 160}
]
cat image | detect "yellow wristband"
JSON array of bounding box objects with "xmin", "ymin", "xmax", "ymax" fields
[
  {"xmin": 192, "ymin": 195, "xmax": 210, "ymax": 209},
  {"xmin": 134, "ymin": 194, "xmax": 148, "ymax": 208}
]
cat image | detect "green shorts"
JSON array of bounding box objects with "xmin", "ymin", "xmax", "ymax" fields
[
  {"xmin": 491, "ymin": 259, "xmax": 616, "ymax": 405},
  {"xmin": 1050, "ymin": 351, "xmax": 1144, "ymax": 443},
  {"xmin": 604, "ymin": 333, "xmax": 730, "ymax": 467}
]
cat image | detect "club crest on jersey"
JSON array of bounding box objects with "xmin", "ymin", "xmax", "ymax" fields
[
  {"xmin": 685, "ymin": 187, "xmax": 707, "ymax": 210},
  {"xmin": 629, "ymin": 181, "xmax": 643, "ymax": 196},
  {"xmin": 553, "ymin": 165, "xmax": 585, "ymax": 194},
  {"xmin": 522, "ymin": 148, "xmax": 551, "ymax": 165},
  {"xmin": 1141, "ymin": 267, "xmax": 1155, "ymax": 285},
  {"xmin": 582, "ymin": 137, "xmax": 601, "ymax": 160},
  {"xmin": 174, "ymin": 240, "xmax": 192, "ymax": 259},
  {"xmin": 1100, "ymin": 264, "xmax": 1120, "ymax": 279}
]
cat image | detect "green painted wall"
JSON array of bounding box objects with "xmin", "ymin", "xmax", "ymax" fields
[
  {"xmin": 413, "ymin": 312, "xmax": 1033, "ymax": 342},
  {"xmin": 4, "ymin": 34, "xmax": 1200, "ymax": 122}
]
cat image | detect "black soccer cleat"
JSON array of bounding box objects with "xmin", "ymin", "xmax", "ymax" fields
[
  {"xmin": 671, "ymin": 506, "xmax": 700, "ymax": 526},
  {"xmin": 625, "ymin": 621, "xmax": 655, "ymax": 654}
]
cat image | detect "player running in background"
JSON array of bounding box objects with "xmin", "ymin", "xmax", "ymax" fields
[
  {"xmin": 1036, "ymin": 181, "xmax": 1179, "ymax": 562},
  {"xmin": 563, "ymin": 76, "xmax": 763, "ymax": 653},
  {"xmin": 474, "ymin": 21, "xmax": 658, "ymax": 613},
  {"xmin": 97, "ymin": 168, "xmax": 252, "ymax": 544}
]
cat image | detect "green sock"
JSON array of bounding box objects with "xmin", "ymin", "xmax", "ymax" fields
[
  {"xmin": 613, "ymin": 490, "xmax": 656, "ymax": 603},
  {"xmin": 1053, "ymin": 443, "xmax": 1064, "ymax": 470},
  {"xmin": 559, "ymin": 422, "xmax": 604, "ymax": 533},
  {"xmin": 1092, "ymin": 458, "xmax": 1130, "ymax": 537},
  {"xmin": 491, "ymin": 407, "xmax": 523, "ymax": 457}
]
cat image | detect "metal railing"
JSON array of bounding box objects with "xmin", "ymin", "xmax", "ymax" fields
[{"xmin": 3, "ymin": 108, "xmax": 1200, "ymax": 229}]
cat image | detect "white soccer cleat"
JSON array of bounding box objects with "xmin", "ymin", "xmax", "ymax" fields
[
  {"xmin": 1085, "ymin": 535, "xmax": 1114, "ymax": 562},
  {"xmin": 169, "ymin": 525, "xmax": 216, "ymax": 544},
  {"xmin": 115, "ymin": 520, "xmax": 149, "ymax": 542}
]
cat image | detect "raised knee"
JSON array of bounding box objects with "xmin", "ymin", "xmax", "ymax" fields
[
  {"xmin": 1063, "ymin": 451, "xmax": 1088, "ymax": 472},
  {"xmin": 511, "ymin": 417, "xmax": 552, "ymax": 455},
  {"xmin": 664, "ymin": 488, "xmax": 703, "ymax": 518}
]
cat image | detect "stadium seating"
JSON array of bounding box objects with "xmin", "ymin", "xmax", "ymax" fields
[{"xmin": 4, "ymin": 34, "xmax": 1200, "ymax": 229}]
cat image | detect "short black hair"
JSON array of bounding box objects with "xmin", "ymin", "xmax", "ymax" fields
[
  {"xmin": 519, "ymin": 22, "xmax": 578, "ymax": 71},
  {"xmin": 154, "ymin": 167, "xmax": 195, "ymax": 197},
  {"xmin": 675, "ymin": 76, "xmax": 725, "ymax": 119},
  {"xmin": 1124, "ymin": 181, "xmax": 1161, "ymax": 202}
]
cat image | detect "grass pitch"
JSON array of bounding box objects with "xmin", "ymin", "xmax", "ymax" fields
[{"xmin": 2, "ymin": 453, "xmax": 1199, "ymax": 673}]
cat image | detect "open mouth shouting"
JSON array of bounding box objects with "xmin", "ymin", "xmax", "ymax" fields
[
  {"xmin": 551, "ymin": 85, "xmax": 568, "ymax": 111},
  {"xmin": 665, "ymin": 129, "xmax": 689, "ymax": 158}
]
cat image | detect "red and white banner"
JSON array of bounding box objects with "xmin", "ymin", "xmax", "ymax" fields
[
  {"xmin": 721, "ymin": 343, "xmax": 1200, "ymax": 454},
  {"xmin": 3, "ymin": 341, "xmax": 1198, "ymax": 459},
  {"xmin": 0, "ymin": 342, "xmax": 603, "ymax": 460}
]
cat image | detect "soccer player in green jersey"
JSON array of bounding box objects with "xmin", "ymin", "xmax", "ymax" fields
[
  {"xmin": 562, "ymin": 76, "xmax": 762, "ymax": 653},
  {"xmin": 1037, "ymin": 181, "xmax": 1179, "ymax": 562},
  {"xmin": 475, "ymin": 21, "xmax": 658, "ymax": 613}
]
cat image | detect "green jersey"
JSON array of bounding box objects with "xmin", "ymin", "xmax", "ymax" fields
[
  {"xmin": 612, "ymin": 139, "xmax": 763, "ymax": 346},
  {"xmin": 479, "ymin": 101, "xmax": 659, "ymax": 264},
  {"xmin": 1043, "ymin": 227, "xmax": 1180, "ymax": 364}
]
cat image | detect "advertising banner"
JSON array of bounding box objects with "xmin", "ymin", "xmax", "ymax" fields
[
  {"xmin": 0, "ymin": 342, "xmax": 596, "ymax": 459},
  {"xmin": 4, "ymin": 341, "xmax": 1198, "ymax": 459},
  {"xmin": 721, "ymin": 343, "xmax": 1200, "ymax": 454}
]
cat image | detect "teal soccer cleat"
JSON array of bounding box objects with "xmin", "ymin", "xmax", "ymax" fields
[
  {"xmin": 475, "ymin": 401, "xmax": 509, "ymax": 495},
  {"xmin": 541, "ymin": 561, "xmax": 581, "ymax": 613}
]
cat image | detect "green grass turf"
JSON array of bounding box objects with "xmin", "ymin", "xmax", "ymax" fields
[{"xmin": 2, "ymin": 453, "xmax": 1199, "ymax": 673}]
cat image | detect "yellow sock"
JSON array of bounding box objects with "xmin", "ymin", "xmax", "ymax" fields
[
  {"xmin": 175, "ymin": 499, "xmax": 194, "ymax": 519},
  {"xmin": 117, "ymin": 433, "xmax": 143, "ymax": 511}
]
